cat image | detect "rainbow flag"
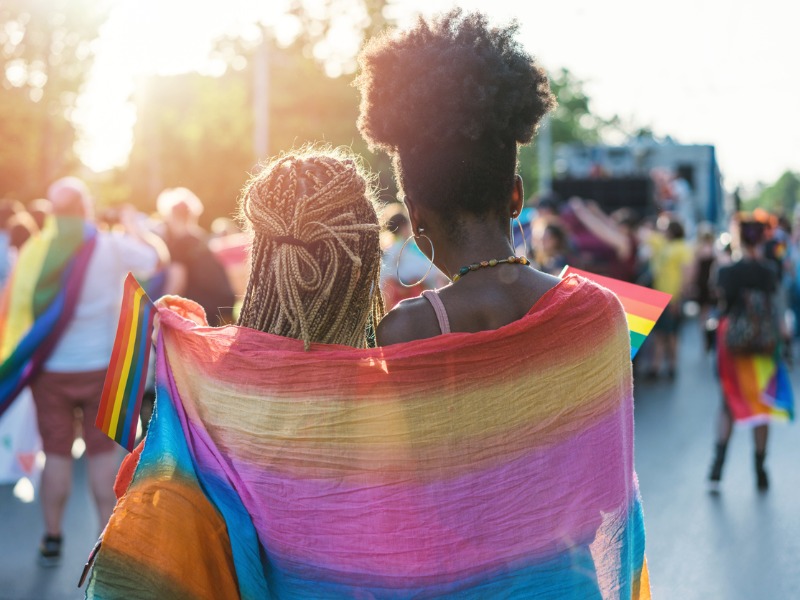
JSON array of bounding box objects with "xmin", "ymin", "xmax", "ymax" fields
[
  {"xmin": 0, "ymin": 216, "xmax": 96, "ymax": 417},
  {"xmin": 95, "ymin": 273, "xmax": 156, "ymax": 452},
  {"xmin": 86, "ymin": 275, "xmax": 649, "ymax": 599},
  {"xmin": 717, "ymin": 319, "xmax": 794, "ymax": 424},
  {"xmin": 561, "ymin": 266, "xmax": 672, "ymax": 359}
]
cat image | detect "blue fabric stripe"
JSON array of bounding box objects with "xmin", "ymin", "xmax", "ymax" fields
[{"xmin": 150, "ymin": 339, "xmax": 270, "ymax": 600}]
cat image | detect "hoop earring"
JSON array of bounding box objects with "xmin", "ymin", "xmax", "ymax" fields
[
  {"xmin": 512, "ymin": 215, "xmax": 528, "ymax": 257},
  {"xmin": 396, "ymin": 228, "xmax": 435, "ymax": 288}
]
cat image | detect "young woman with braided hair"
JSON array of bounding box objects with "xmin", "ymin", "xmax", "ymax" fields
[
  {"xmin": 237, "ymin": 147, "xmax": 384, "ymax": 348},
  {"xmin": 111, "ymin": 145, "xmax": 384, "ymax": 498}
]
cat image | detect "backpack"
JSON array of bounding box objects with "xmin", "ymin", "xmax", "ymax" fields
[{"xmin": 724, "ymin": 288, "xmax": 778, "ymax": 355}]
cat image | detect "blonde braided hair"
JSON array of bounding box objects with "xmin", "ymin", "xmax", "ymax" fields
[{"xmin": 237, "ymin": 146, "xmax": 385, "ymax": 349}]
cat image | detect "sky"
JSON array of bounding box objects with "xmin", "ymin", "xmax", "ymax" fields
[{"xmin": 74, "ymin": 0, "xmax": 800, "ymax": 191}]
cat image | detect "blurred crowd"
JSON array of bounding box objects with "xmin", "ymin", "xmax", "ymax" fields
[
  {"xmin": 381, "ymin": 188, "xmax": 800, "ymax": 385},
  {"xmin": 4, "ymin": 182, "xmax": 798, "ymax": 375},
  {"xmin": 1, "ymin": 173, "xmax": 795, "ymax": 567},
  {"xmin": 5, "ymin": 181, "xmax": 797, "ymax": 376},
  {"xmin": 0, "ymin": 188, "xmax": 242, "ymax": 325}
]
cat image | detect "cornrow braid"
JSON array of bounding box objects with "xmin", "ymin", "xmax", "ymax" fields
[{"xmin": 237, "ymin": 145, "xmax": 385, "ymax": 350}]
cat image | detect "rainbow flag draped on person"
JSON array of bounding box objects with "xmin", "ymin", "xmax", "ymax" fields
[
  {"xmin": 717, "ymin": 319, "xmax": 794, "ymax": 424},
  {"xmin": 87, "ymin": 275, "xmax": 650, "ymax": 599},
  {"xmin": 0, "ymin": 216, "xmax": 97, "ymax": 417}
]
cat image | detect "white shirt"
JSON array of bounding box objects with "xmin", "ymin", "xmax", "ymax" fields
[{"xmin": 45, "ymin": 231, "xmax": 159, "ymax": 373}]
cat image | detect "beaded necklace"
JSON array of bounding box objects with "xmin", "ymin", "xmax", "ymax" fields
[{"xmin": 451, "ymin": 255, "xmax": 530, "ymax": 282}]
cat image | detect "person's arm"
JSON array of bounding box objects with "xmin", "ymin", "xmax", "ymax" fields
[{"xmin": 568, "ymin": 197, "xmax": 631, "ymax": 260}]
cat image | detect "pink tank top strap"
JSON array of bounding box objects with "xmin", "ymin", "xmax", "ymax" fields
[{"xmin": 421, "ymin": 289, "xmax": 451, "ymax": 335}]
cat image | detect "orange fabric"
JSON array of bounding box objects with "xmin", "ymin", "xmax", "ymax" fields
[
  {"xmin": 113, "ymin": 439, "xmax": 144, "ymax": 499},
  {"xmin": 97, "ymin": 477, "xmax": 239, "ymax": 599}
]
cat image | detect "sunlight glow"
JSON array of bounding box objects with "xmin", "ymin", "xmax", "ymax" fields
[
  {"xmin": 75, "ymin": 0, "xmax": 289, "ymax": 172},
  {"xmin": 75, "ymin": 0, "xmax": 800, "ymax": 188}
]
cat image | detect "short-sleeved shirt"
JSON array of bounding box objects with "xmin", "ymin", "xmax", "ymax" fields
[
  {"xmin": 45, "ymin": 231, "xmax": 159, "ymax": 372},
  {"xmin": 649, "ymin": 234, "xmax": 694, "ymax": 300}
]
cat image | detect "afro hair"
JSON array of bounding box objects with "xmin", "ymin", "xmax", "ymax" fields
[{"xmin": 356, "ymin": 10, "xmax": 556, "ymax": 222}]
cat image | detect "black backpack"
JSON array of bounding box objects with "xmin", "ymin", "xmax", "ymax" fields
[{"xmin": 724, "ymin": 288, "xmax": 778, "ymax": 355}]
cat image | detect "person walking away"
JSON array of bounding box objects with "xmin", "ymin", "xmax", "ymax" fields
[
  {"xmin": 645, "ymin": 216, "xmax": 694, "ymax": 379},
  {"xmin": 19, "ymin": 178, "xmax": 162, "ymax": 566},
  {"xmin": 157, "ymin": 187, "xmax": 236, "ymax": 326},
  {"xmin": 708, "ymin": 217, "xmax": 794, "ymax": 492}
]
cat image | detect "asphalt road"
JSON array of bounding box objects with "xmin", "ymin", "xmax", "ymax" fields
[{"xmin": 0, "ymin": 319, "xmax": 797, "ymax": 599}]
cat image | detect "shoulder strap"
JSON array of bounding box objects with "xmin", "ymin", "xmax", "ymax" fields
[{"xmin": 421, "ymin": 289, "xmax": 451, "ymax": 335}]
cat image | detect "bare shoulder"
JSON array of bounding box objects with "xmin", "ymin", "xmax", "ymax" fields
[{"xmin": 376, "ymin": 296, "xmax": 441, "ymax": 346}]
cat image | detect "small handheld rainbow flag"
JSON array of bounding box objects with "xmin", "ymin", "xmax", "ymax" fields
[
  {"xmin": 561, "ymin": 266, "xmax": 672, "ymax": 359},
  {"xmin": 95, "ymin": 273, "xmax": 156, "ymax": 451}
]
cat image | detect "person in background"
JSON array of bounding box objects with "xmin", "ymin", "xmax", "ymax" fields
[
  {"xmin": 380, "ymin": 204, "xmax": 447, "ymax": 309},
  {"xmin": 643, "ymin": 216, "xmax": 694, "ymax": 379},
  {"xmin": 8, "ymin": 209, "xmax": 39, "ymax": 252},
  {"xmin": 691, "ymin": 222, "xmax": 720, "ymax": 352},
  {"xmin": 157, "ymin": 187, "xmax": 236, "ymax": 326},
  {"xmin": 708, "ymin": 217, "xmax": 793, "ymax": 492},
  {"xmin": 531, "ymin": 219, "xmax": 571, "ymax": 276},
  {"xmin": 565, "ymin": 197, "xmax": 639, "ymax": 282},
  {"xmin": 24, "ymin": 177, "xmax": 164, "ymax": 566},
  {"xmin": 26, "ymin": 198, "xmax": 51, "ymax": 231},
  {"xmin": 762, "ymin": 213, "xmax": 794, "ymax": 362},
  {"xmin": 208, "ymin": 217, "xmax": 252, "ymax": 311}
]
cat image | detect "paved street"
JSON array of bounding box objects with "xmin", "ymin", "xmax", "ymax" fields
[{"xmin": 0, "ymin": 318, "xmax": 798, "ymax": 599}]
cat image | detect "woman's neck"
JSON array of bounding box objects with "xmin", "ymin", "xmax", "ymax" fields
[{"xmin": 433, "ymin": 221, "xmax": 517, "ymax": 278}]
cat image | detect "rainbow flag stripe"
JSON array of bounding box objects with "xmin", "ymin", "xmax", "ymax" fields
[
  {"xmin": 561, "ymin": 266, "xmax": 672, "ymax": 359},
  {"xmin": 95, "ymin": 273, "xmax": 156, "ymax": 451},
  {"xmin": 717, "ymin": 318, "xmax": 794, "ymax": 424},
  {"xmin": 87, "ymin": 275, "xmax": 649, "ymax": 599},
  {"xmin": 0, "ymin": 216, "xmax": 96, "ymax": 417}
]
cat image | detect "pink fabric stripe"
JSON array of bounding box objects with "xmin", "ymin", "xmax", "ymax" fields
[
  {"xmin": 422, "ymin": 289, "xmax": 451, "ymax": 334},
  {"xmin": 188, "ymin": 403, "xmax": 633, "ymax": 580}
]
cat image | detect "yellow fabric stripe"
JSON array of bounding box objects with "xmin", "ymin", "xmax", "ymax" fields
[
  {"xmin": 626, "ymin": 313, "xmax": 656, "ymax": 337},
  {"xmin": 753, "ymin": 355, "xmax": 774, "ymax": 390},
  {"xmin": 0, "ymin": 220, "xmax": 55, "ymax": 359},
  {"xmin": 108, "ymin": 287, "xmax": 145, "ymax": 437},
  {"xmin": 167, "ymin": 324, "xmax": 630, "ymax": 476}
]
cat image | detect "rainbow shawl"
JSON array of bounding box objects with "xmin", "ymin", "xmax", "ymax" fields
[
  {"xmin": 717, "ymin": 319, "xmax": 794, "ymax": 424},
  {"xmin": 87, "ymin": 275, "xmax": 649, "ymax": 599},
  {"xmin": 0, "ymin": 216, "xmax": 96, "ymax": 416}
]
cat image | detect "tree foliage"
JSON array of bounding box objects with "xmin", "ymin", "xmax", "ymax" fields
[
  {"xmin": 123, "ymin": 34, "xmax": 395, "ymax": 224},
  {"xmin": 743, "ymin": 171, "xmax": 800, "ymax": 214},
  {"xmin": 519, "ymin": 68, "xmax": 615, "ymax": 201},
  {"xmin": 0, "ymin": 0, "xmax": 106, "ymax": 199}
]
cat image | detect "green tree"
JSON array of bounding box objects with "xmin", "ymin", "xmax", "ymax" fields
[
  {"xmin": 744, "ymin": 171, "xmax": 800, "ymax": 214},
  {"xmin": 125, "ymin": 69, "xmax": 255, "ymax": 222},
  {"xmin": 520, "ymin": 68, "xmax": 616, "ymax": 201},
  {"xmin": 0, "ymin": 0, "xmax": 107, "ymax": 198},
  {"xmin": 124, "ymin": 35, "xmax": 396, "ymax": 222}
]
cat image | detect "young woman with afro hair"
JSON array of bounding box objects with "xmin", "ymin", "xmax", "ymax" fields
[
  {"xmin": 356, "ymin": 9, "xmax": 560, "ymax": 341},
  {"xmin": 357, "ymin": 10, "xmax": 650, "ymax": 597}
]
